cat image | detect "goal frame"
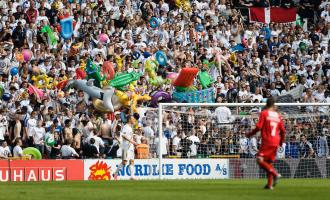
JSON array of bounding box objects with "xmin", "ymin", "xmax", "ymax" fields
[{"xmin": 158, "ymin": 103, "xmax": 330, "ymax": 179}]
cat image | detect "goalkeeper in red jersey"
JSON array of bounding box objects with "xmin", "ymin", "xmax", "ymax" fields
[{"xmin": 247, "ymin": 97, "xmax": 286, "ymax": 190}]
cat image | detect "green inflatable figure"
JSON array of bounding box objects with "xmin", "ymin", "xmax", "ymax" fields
[
  {"xmin": 110, "ymin": 71, "xmax": 143, "ymax": 90},
  {"xmin": 85, "ymin": 59, "xmax": 105, "ymax": 88},
  {"xmin": 199, "ymin": 70, "xmax": 215, "ymax": 89},
  {"xmin": 40, "ymin": 25, "xmax": 58, "ymax": 46}
]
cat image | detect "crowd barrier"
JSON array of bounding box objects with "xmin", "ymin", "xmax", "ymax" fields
[{"xmin": 0, "ymin": 159, "xmax": 329, "ymax": 182}]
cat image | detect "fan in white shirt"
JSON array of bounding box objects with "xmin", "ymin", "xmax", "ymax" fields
[
  {"xmin": 188, "ymin": 133, "xmax": 200, "ymax": 157},
  {"xmin": 26, "ymin": 111, "xmax": 38, "ymax": 137},
  {"xmin": 60, "ymin": 142, "xmax": 79, "ymax": 158},
  {"xmin": 238, "ymin": 86, "xmax": 252, "ymax": 102},
  {"xmin": 270, "ymin": 83, "xmax": 281, "ymax": 97},
  {"xmin": 313, "ymin": 85, "xmax": 325, "ymax": 102},
  {"xmin": 172, "ymin": 133, "xmax": 182, "ymax": 155},
  {"xmin": 248, "ymin": 136, "xmax": 258, "ymax": 157},
  {"xmin": 0, "ymin": 141, "xmax": 11, "ymax": 159},
  {"xmin": 155, "ymin": 135, "xmax": 169, "ymax": 157},
  {"xmin": 214, "ymin": 105, "xmax": 234, "ymax": 125},
  {"xmin": 251, "ymin": 88, "xmax": 263, "ymax": 103},
  {"xmin": 13, "ymin": 139, "xmax": 23, "ymax": 157},
  {"xmin": 86, "ymin": 131, "xmax": 105, "ymax": 153},
  {"xmin": 0, "ymin": 112, "xmax": 8, "ymax": 142},
  {"xmin": 31, "ymin": 121, "xmax": 46, "ymax": 145},
  {"xmin": 238, "ymin": 132, "xmax": 249, "ymax": 157}
]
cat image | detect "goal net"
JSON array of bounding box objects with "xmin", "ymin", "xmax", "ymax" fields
[{"xmin": 157, "ymin": 103, "xmax": 330, "ymax": 179}]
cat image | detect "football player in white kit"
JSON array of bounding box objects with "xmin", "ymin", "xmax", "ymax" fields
[{"xmin": 113, "ymin": 115, "xmax": 138, "ymax": 180}]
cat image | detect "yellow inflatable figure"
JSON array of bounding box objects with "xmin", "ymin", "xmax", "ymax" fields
[
  {"xmin": 52, "ymin": 75, "xmax": 68, "ymax": 89},
  {"xmin": 115, "ymin": 90, "xmax": 131, "ymax": 107},
  {"xmin": 115, "ymin": 55, "xmax": 124, "ymax": 72},
  {"xmin": 145, "ymin": 59, "xmax": 169, "ymax": 86},
  {"xmin": 31, "ymin": 74, "xmax": 53, "ymax": 89},
  {"xmin": 79, "ymin": 59, "xmax": 86, "ymax": 70},
  {"xmin": 289, "ymin": 74, "xmax": 298, "ymax": 85},
  {"xmin": 131, "ymin": 92, "xmax": 151, "ymax": 113},
  {"xmin": 229, "ymin": 52, "xmax": 238, "ymax": 65},
  {"xmin": 115, "ymin": 89, "xmax": 151, "ymax": 113},
  {"xmin": 92, "ymin": 98, "xmax": 112, "ymax": 112},
  {"xmin": 175, "ymin": 0, "xmax": 192, "ymax": 12},
  {"xmin": 145, "ymin": 59, "xmax": 157, "ymax": 79},
  {"xmin": 128, "ymin": 81, "xmax": 138, "ymax": 92}
]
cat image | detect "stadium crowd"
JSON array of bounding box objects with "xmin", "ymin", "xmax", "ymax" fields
[{"xmin": 0, "ymin": 0, "xmax": 329, "ymax": 160}]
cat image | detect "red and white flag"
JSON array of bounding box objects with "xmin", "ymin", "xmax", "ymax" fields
[{"xmin": 249, "ymin": 7, "xmax": 297, "ymax": 24}]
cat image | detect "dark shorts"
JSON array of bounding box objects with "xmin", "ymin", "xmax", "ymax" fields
[{"xmin": 257, "ymin": 146, "xmax": 278, "ymax": 162}]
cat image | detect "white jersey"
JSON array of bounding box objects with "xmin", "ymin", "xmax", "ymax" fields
[
  {"xmin": 276, "ymin": 143, "xmax": 286, "ymax": 159},
  {"xmin": 27, "ymin": 118, "xmax": 37, "ymax": 137},
  {"xmin": 86, "ymin": 135, "xmax": 105, "ymax": 152},
  {"xmin": 0, "ymin": 146, "xmax": 11, "ymax": 158},
  {"xmin": 239, "ymin": 137, "xmax": 249, "ymax": 154},
  {"xmin": 188, "ymin": 135, "xmax": 200, "ymax": 157},
  {"xmin": 32, "ymin": 127, "xmax": 45, "ymax": 145},
  {"xmin": 0, "ymin": 116, "xmax": 8, "ymax": 140},
  {"xmin": 214, "ymin": 106, "xmax": 234, "ymax": 124},
  {"xmin": 121, "ymin": 124, "xmax": 134, "ymax": 151},
  {"xmin": 248, "ymin": 137, "xmax": 258, "ymax": 156},
  {"xmin": 155, "ymin": 137, "xmax": 168, "ymax": 156},
  {"xmin": 60, "ymin": 145, "xmax": 78, "ymax": 157},
  {"xmin": 13, "ymin": 145, "xmax": 23, "ymax": 157}
]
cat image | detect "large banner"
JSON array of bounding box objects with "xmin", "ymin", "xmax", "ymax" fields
[
  {"xmin": 84, "ymin": 159, "xmax": 229, "ymax": 180},
  {"xmin": 0, "ymin": 160, "xmax": 84, "ymax": 182},
  {"xmin": 172, "ymin": 88, "xmax": 215, "ymax": 103},
  {"xmin": 249, "ymin": 7, "xmax": 297, "ymax": 24}
]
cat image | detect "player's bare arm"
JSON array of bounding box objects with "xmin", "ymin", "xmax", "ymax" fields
[{"xmin": 122, "ymin": 134, "xmax": 137, "ymax": 146}]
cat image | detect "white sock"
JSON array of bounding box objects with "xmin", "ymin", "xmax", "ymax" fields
[
  {"xmin": 128, "ymin": 164, "xmax": 135, "ymax": 178},
  {"xmin": 114, "ymin": 163, "xmax": 124, "ymax": 175}
]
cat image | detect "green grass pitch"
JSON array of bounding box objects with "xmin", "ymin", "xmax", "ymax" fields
[{"xmin": 1, "ymin": 179, "xmax": 330, "ymax": 200}]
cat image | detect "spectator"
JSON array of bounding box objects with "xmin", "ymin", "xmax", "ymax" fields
[
  {"xmin": 171, "ymin": 131, "xmax": 182, "ymax": 156},
  {"xmin": 155, "ymin": 133, "xmax": 169, "ymax": 158},
  {"xmin": 188, "ymin": 131, "xmax": 200, "ymax": 158},
  {"xmin": 63, "ymin": 119, "xmax": 73, "ymax": 142},
  {"xmin": 31, "ymin": 119, "xmax": 45, "ymax": 155},
  {"xmin": 214, "ymin": 104, "xmax": 235, "ymax": 127},
  {"xmin": 238, "ymin": 129, "xmax": 249, "ymax": 158},
  {"xmin": 285, "ymin": 135, "xmax": 300, "ymax": 158},
  {"xmin": 13, "ymin": 138, "xmax": 23, "ymax": 157},
  {"xmin": 248, "ymin": 135, "xmax": 258, "ymax": 158},
  {"xmin": 86, "ymin": 128, "xmax": 105, "ymax": 157},
  {"xmin": 26, "ymin": 111, "xmax": 38, "ymax": 146},
  {"xmin": 143, "ymin": 120, "xmax": 155, "ymax": 145},
  {"xmin": 60, "ymin": 139, "xmax": 79, "ymax": 159},
  {"xmin": 197, "ymin": 134, "xmax": 210, "ymax": 158},
  {"xmin": 136, "ymin": 138, "xmax": 149, "ymax": 159},
  {"xmin": 49, "ymin": 131, "xmax": 62, "ymax": 159},
  {"xmin": 276, "ymin": 142, "xmax": 286, "ymax": 159},
  {"xmin": 299, "ymin": 134, "xmax": 315, "ymax": 158},
  {"xmin": 0, "ymin": 109, "xmax": 8, "ymax": 144},
  {"xmin": 84, "ymin": 138, "xmax": 99, "ymax": 158},
  {"xmin": 316, "ymin": 129, "xmax": 329, "ymax": 158},
  {"xmin": 0, "ymin": 141, "xmax": 11, "ymax": 159},
  {"xmin": 181, "ymin": 134, "xmax": 194, "ymax": 158}
]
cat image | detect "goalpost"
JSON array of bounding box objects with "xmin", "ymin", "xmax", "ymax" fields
[{"xmin": 157, "ymin": 103, "xmax": 330, "ymax": 179}]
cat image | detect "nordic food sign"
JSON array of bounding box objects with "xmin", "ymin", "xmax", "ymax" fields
[{"xmin": 84, "ymin": 159, "xmax": 229, "ymax": 180}]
